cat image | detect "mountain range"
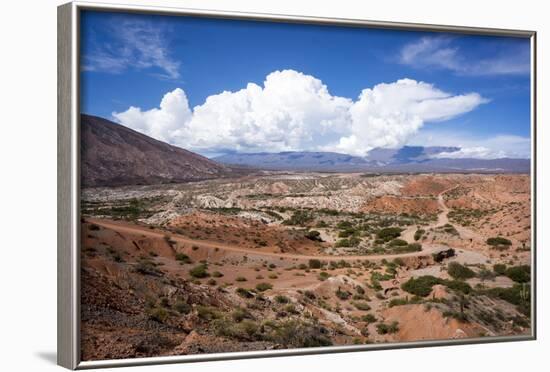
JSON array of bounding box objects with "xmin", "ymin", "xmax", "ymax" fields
[
  {"xmin": 214, "ymin": 147, "xmax": 530, "ymax": 173},
  {"xmin": 81, "ymin": 114, "xmax": 530, "ymax": 187}
]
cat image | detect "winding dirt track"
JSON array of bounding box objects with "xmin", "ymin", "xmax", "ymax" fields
[
  {"xmin": 87, "ymin": 186, "xmax": 482, "ymax": 263},
  {"xmin": 88, "ymin": 218, "xmax": 445, "ymax": 262}
]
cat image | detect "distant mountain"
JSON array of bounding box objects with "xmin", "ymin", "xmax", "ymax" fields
[
  {"xmin": 366, "ymin": 146, "xmax": 461, "ymax": 164},
  {"xmin": 214, "ymin": 151, "xmax": 372, "ymax": 171},
  {"xmin": 81, "ymin": 114, "xmax": 236, "ymax": 187},
  {"xmin": 214, "ymin": 147, "xmax": 530, "ymax": 173}
]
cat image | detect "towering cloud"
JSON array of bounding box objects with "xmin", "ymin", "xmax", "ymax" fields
[{"xmin": 113, "ymin": 69, "xmax": 487, "ymax": 156}]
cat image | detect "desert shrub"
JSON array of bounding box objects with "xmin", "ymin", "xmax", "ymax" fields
[
  {"xmin": 212, "ymin": 271, "xmax": 224, "ymax": 278},
  {"xmin": 352, "ymin": 301, "xmax": 371, "ymax": 311},
  {"xmin": 89, "ymin": 224, "xmax": 100, "ymax": 231},
  {"xmin": 505, "ymin": 265, "xmax": 531, "ymax": 283},
  {"xmin": 196, "ymin": 305, "xmax": 223, "ymax": 320},
  {"xmin": 356, "ymin": 285, "xmax": 365, "ymax": 295},
  {"xmin": 392, "ymin": 243, "xmax": 422, "ymax": 253},
  {"xmin": 414, "ymin": 229, "xmax": 425, "ymax": 241},
  {"xmin": 401, "ymin": 276, "xmax": 442, "ymax": 297},
  {"xmin": 274, "ymin": 295, "xmax": 290, "ymax": 304},
  {"xmin": 174, "ymin": 301, "xmax": 191, "ymax": 314},
  {"xmin": 175, "ymin": 252, "xmax": 191, "ymax": 264},
  {"xmin": 232, "ymin": 308, "xmax": 253, "ymax": 322},
  {"xmin": 448, "ymin": 262, "xmax": 476, "ymax": 280},
  {"xmin": 213, "ymin": 318, "xmax": 260, "ymax": 341},
  {"xmin": 388, "ymin": 298, "xmax": 409, "ymax": 308},
  {"xmin": 361, "ymin": 313, "xmax": 377, "ymax": 323},
  {"xmin": 487, "ymin": 236, "xmax": 512, "ymax": 248},
  {"xmin": 442, "ymin": 224, "xmax": 459, "ymax": 235},
  {"xmin": 318, "ymin": 271, "xmax": 330, "ymax": 281},
  {"xmin": 189, "ymin": 264, "xmax": 209, "ymax": 278},
  {"xmin": 335, "ymin": 288, "xmax": 351, "ymax": 300},
  {"xmin": 236, "ymin": 287, "xmax": 255, "ymax": 298},
  {"xmin": 284, "ymin": 304, "xmax": 299, "ymax": 314},
  {"xmin": 493, "ymin": 264, "xmax": 507, "ymax": 275},
  {"xmin": 338, "ymin": 229, "xmax": 354, "ymax": 238},
  {"xmin": 308, "ymin": 259, "xmax": 322, "ymax": 269},
  {"xmin": 207, "ymin": 279, "xmax": 217, "ymax": 285},
  {"xmin": 376, "ymin": 227, "xmax": 402, "ymax": 242},
  {"xmin": 393, "ymin": 258, "xmax": 405, "ymax": 266},
  {"xmin": 388, "ymin": 238, "xmax": 408, "ymax": 247},
  {"xmin": 335, "ymin": 236, "xmax": 360, "ymax": 247},
  {"xmin": 135, "ymin": 260, "xmax": 163, "ymax": 276},
  {"xmin": 283, "ymin": 210, "xmax": 314, "ymax": 226},
  {"xmin": 376, "ymin": 321, "xmax": 399, "ymax": 335},
  {"xmin": 337, "ymin": 221, "xmax": 353, "ymax": 229},
  {"xmin": 266, "ymin": 319, "xmax": 332, "ymax": 348},
  {"xmin": 305, "ymin": 230, "xmax": 323, "ymax": 241},
  {"xmin": 316, "ymin": 220, "xmax": 328, "ymax": 228},
  {"xmin": 255, "ymin": 282, "xmax": 273, "ymax": 292},
  {"xmin": 445, "ymin": 280, "xmax": 472, "ymax": 294},
  {"xmin": 148, "ymin": 307, "xmax": 169, "ymax": 323},
  {"xmin": 235, "ymin": 276, "xmax": 247, "ymax": 282},
  {"xmin": 304, "ymin": 291, "xmax": 316, "ymax": 300},
  {"xmin": 477, "ymin": 268, "xmax": 496, "ymax": 281}
]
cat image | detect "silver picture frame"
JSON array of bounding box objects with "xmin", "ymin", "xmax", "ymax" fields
[{"xmin": 58, "ymin": 1, "xmax": 537, "ymax": 369}]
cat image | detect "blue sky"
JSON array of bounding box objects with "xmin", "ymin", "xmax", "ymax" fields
[{"xmin": 80, "ymin": 10, "xmax": 532, "ymax": 159}]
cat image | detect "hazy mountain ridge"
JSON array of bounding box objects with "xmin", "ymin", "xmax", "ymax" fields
[{"xmin": 215, "ymin": 147, "xmax": 530, "ymax": 173}]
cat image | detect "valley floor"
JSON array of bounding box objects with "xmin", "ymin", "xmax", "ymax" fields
[{"xmin": 80, "ymin": 172, "xmax": 532, "ymax": 360}]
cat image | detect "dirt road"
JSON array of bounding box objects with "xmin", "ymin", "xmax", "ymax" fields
[{"xmin": 88, "ymin": 218, "xmax": 445, "ymax": 262}]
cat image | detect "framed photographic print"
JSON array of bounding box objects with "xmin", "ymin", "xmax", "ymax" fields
[{"xmin": 57, "ymin": 1, "xmax": 536, "ymax": 369}]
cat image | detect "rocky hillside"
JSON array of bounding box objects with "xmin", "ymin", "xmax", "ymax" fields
[{"xmin": 81, "ymin": 114, "xmax": 236, "ymax": 187}]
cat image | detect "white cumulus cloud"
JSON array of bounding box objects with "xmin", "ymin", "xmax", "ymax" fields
[{"xmin": 112, "ymin": 69, "xmax": 487, "ymax": 156}]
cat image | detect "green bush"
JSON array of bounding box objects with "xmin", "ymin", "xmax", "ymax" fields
[
  {"xmin": 267, "ymin": 319, "xmax": 332, "ymax": 347},
  {"xmin": 274, "ymin": 295, "xmax": 290, "ymax": 304},
  {"xmin": 448, "ymin": 262, "xmax": 476, "ymax": 280},
  {"xmin": 493, "ymin": 264, "xmax": 507, "ymax": 275},
  {"xmin": 189, "ymin": 264, "xmax": 209, "ymax": 278},
  {"xmin": 283, "ymin": 210, "xmax": 314, "ymax": 226},
  {"xmin": 255, "ymin": 282, "xmax": 273, "ymax": 292},
  {"xmin": 196, "ymin": 305, "xmax": 222, "ymax": 320},
  {"xmin": 388, "ymin": 238, "xmax": 408, "ymax": 247},
  {"xmin": 232, "ymin": 308, "xmax": 253, "ymax": 322},
  {"xmin": 376, "ymin": 227, "xmax": 402, "ymax": 242},
  {"xmin": 376, "ymin": 321, "xmax": 399, "ymax": 335},
  {"xmin": 236, "ymin": 287, "xmax": 255, "ymax": 298},
  {"xmin": 335, "ymin": 236, "xmax": 360, "ymax": 247},
  {"xmin": 175, "ymin": 252, "xmax": 191, "ymax": 264},
  {"xmin": 318, "ymin": 271, "xmax": 330, "ymax": 281},
  {"xmin": 505, "ymin": 265, "xmax": 531, "ymax": 283},
  {"xmin": 401, "ymin": 276, "xmax": 441, "ymax": 297},
  {"xmin": 414, "ymin": 229, "xmax": 425, "ymax": 241},
  {"xmin": 352, "ymin": 301, "xmax": 371, "ymax": 311},
  {"xmin": 335, "ymin": 288, "xmax": 352, "ymax": 300},
  {"xmin": 148, "ymin": 307, "xmax": 169, "ymax": 323},
  {"xmin": 308, "ymin": 259, "xmax": 322, "ymax": 269},
  {"xmin": 361, "ymin": 313, "xmax": 377, "ymax": 323},
  {"xmin": 392, "ymin": 243, "xmax": 422, "ymax": 253},
  {"xmin": 445, "ymin": 280, "xmax": 472, "ymax": 294},
  {"xmin": 487, "ymin": 236, "xmax": 512, "ymax": 247},
  {"xmin": 174, "ymin": 301, "xmax": 191, "ymax": 314}
]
